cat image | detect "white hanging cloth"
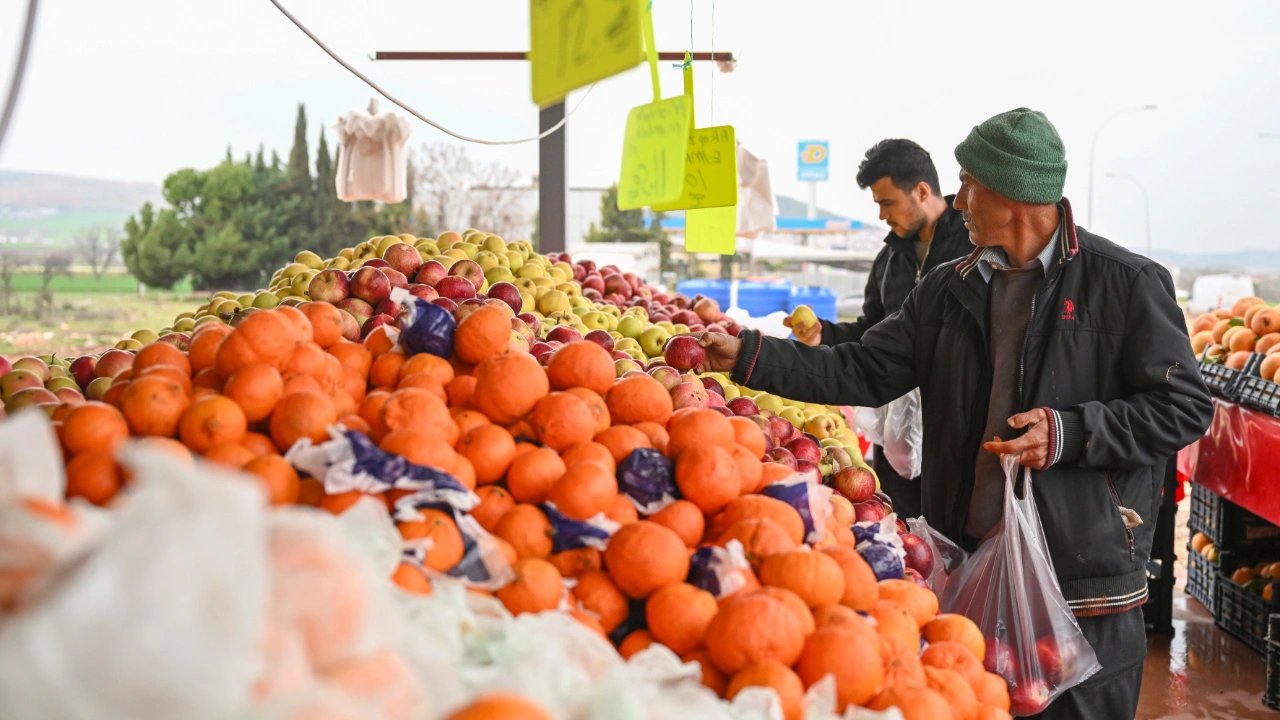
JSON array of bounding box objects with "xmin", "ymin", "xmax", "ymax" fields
[
  {"xmin": 736, "ymin": 142, "xmax": 776, "ymax": 239},
  {"xmin": 333, "ymin": 99, "xmax": 412, "ymax": 203}
]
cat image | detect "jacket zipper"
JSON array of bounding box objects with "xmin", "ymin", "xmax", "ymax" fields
[
  {"xmin": 1103, "ymin": 471, "xmax": 1136, "ymax": 562},
  {"xmin": 1017, "ymin": 293, "xmax": 1038, "ymax": 402}
]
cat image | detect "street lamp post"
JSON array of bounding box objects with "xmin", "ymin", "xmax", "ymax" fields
[
  {"xmin": 1105, "ymin": 171, "xmax": 1151, "ymax": 257},
  {"xmin": 1088, "ymin": 104, "xmax": 1157, "ymax": 227}
]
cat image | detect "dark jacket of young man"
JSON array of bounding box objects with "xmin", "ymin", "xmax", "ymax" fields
[{"xmin": 819, "ymin": 196, "xmax": 973, "ymax": 346}]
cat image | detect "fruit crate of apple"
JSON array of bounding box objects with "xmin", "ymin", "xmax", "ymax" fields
[{"xmin": 0, "ymin": 229, "xmax": 1021, "ymax": 720}]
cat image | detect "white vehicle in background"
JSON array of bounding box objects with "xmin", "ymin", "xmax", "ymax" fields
[{"xmin": 1188, "ymin": 274, "xmax": 1255, "ymax": 314}]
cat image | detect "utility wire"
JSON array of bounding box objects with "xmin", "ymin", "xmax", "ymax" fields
[
  {"xmin": 0, "ymin": 0, "xmax": 40, "ymax": 159},
  {"xmin": 266, "ymin": 0, "xmax": 594, "ymax": 145}
]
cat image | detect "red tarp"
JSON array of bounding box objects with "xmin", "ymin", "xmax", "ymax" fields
[{"xmin": 1192, "ymin": 398, "xmax": 1280, "ymax": 527}]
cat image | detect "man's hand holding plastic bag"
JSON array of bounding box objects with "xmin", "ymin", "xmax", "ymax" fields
[{"xmin": 939, "ymin": 454, "xmax": 1101, "ymax": 716}]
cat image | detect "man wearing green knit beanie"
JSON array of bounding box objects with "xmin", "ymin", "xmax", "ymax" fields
[{"xmin": 690, "ymin": 108, "xmax": 1209, "ymax": 719}]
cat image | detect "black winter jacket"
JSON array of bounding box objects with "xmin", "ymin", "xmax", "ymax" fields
[
  {"xmin": 731, "ymin": 199, "xmax": 1213, "ymax": 616},
  {"xmin": 821, "ymin": 196, "xmax": 973, "ymax": 346}
]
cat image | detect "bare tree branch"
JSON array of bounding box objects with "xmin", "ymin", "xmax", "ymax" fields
[
  {"xmin": 409, "ymin": 143, "xmax": 532, "ymax": 239},
  {"xmin": 74, "ymin": 224, "xmax": 122, "ymax": 279}
]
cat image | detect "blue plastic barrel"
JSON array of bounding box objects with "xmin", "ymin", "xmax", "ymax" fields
[
  {"xmin": 788, "ymin": 286, "xmax": 838, "ymax": 321},
  {"xmin": 736, "ymin": 279, "xmax": 792, "ymax": 317},
  {"xmin": 676, "ymin": 279, "xmax": 731, "ymax": 310}
]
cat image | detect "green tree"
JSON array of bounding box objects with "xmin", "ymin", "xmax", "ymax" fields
[
  {"xmin": 286, "ymin": 104, "xmax": 310, "ymax": 194},
  {"xmin": 121, "ymin": 202, "xmax": 196, "ymax": 288}
]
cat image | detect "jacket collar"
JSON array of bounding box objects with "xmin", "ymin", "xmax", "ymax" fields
[{"xmin": 956, "ymin": 197, "xmax": 1081, "ymax": 278}]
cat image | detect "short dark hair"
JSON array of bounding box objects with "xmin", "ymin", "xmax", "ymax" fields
[{"xmin": 855, "ymin": 139, "xmax": 942, "ymax": 195}]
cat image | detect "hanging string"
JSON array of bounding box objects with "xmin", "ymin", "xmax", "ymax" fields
[
  {"xmin": 710, "ymin": 0, "xmax": 716, "ymax": 125},
  {"xmin": 266, "ymin": 0, "xmax": 595, "ymax": 146}
]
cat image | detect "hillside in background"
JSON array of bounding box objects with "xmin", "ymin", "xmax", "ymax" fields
[{"xmin": 0, "ymin": 170, "xmax": 162, "ymax": 243}]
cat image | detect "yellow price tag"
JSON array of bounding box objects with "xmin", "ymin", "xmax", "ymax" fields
[
  {"xmin": 529, "ymin": 0, "xmax": 645, "ymax": 108},
  {"xmin": 685, "ymin": 204, "xmax": 737, "ymax": 255},
  {"xmin": 617, "ymin": 95, "xmax": 693, "ymax": 210},
  {"xmin": 652, "ymin": 125, "xmax": 738, "ymax": 212}
]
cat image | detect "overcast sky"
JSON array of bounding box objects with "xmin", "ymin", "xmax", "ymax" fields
[{"xmin": 1, "ymin": 0, "xmax": 1278, "ymax": 253}]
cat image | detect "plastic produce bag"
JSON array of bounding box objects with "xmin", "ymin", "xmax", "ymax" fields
[
  {"xmin": 940, "ymin": 455, "xmax": 1101, "ymax": 716},
  {"xmin": 391, "ymin": 287, "xmax": 455, "ymax": 358},
  {"xmin": 879, "ymin": 389, "xmax": 922, "ymax": 479},
  {"xmin": 0, "ymin": 444, "xmax": 270, "ymax": 720},
  {"xmin": 905, "ymin": 515, "xmax": 966, "ymax": 598},
  {"xmin": 762, "ymin": 469, "xmax": 832, "ymax": 543},
  {"xmin": 617, "ymin": 448, "xmax": 677, "ymax": 515},
  {"xmin": 853, "ymin": 515, "xmax": 907, "ymax": 581}
]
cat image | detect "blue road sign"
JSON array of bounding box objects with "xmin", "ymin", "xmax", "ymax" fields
[{"xmin": 797, "ymin": 140, "xmax": 829, "ymax": 182}]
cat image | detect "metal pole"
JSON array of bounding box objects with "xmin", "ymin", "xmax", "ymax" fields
[
  {"xmin": 538, "ymin": 102, "xmax": 566, "ymax": 253},
  {"xmin": 807, "ymin": 182, "xmax": 817, "ymax": 220},
  {"xmin": 1088, "ymin": 104, "xmax": 1157, "ymax": 228}
]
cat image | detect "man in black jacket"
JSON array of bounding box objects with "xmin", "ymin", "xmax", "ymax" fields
[
  {"xmin": 787, "ymin": 139, "xmax": 972, "ymax": 518},
  {"xmin": 696, "ymin": 108, "xmax": 1212, "ymax": 719}
]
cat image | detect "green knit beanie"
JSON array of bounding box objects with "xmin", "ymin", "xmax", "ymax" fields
[{"xmin": 954, "ymin": 108, "xmax": 1067, "ymax": 204}]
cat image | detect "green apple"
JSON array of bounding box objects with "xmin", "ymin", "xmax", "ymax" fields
[
  {"xmin": 723, "ymin": 384, "xmax": 741, "ymax": 401},
  {"xmin": 617, "ymin": 315, "xmax": 646, "ymax": 339},
  {"xmin": 474, "ymin": 251, "xmax": 502, "ymax": 272},
  {"xmin": 581, "ymin": 311, "xmax": 611, "ymax": 331},
  {"xmin": 252, "ymin": 291, "xmax": 281, "ymax": 309},
  {"xmin": 639, "ymin": 326, "xmax": 671, "ymax": 358},
  {"xmin": 281, "ymin": 262, "xmax": 309, "ymax": 279},
  {"xmin": 115, "ymin": 338, "xmax": 144, "ymax": 351},
  {"xmin": 504, "ymin": 251, "xmax": 525, "ymax": 271},
  {"xmin": 780, "ymin": 406, "xmax": 807, "ymax": 427},
  {"xmin": 482, "ymin": 235, "xmax": 508, "ymax": 253},
  {"xmin": 327, "ymin": 256, "xmax": 351, "ymax": 270},
  {"xmin": 656, "ymin": 321, "xmax": 676, "ymax": 333},
  {"xmin": 804, "ymin": 415, "xmax": 838, "ymax": 440},
  {"xmin": 131, "ymin": 328, "xmax": 160, "ymax": 345},
  {"xmin": 514, "ymin": 278, "xmax": 538, "ymax": 295},
  {"xmin": 485, "ymin": 267, "xmax": 516, "ymax": 285},
  {"xmin": 538, "ymin": 290, "xmax": 572, "ymax": 315},
  {"xmin": 789, "ymin": 304, "xmax": 819, "ymax": 333},
  {"xmin": 614, "ymin": 337, "xmax": 642, "ymax": 353},
  {"xmin": 755, "ymin": 393, "xmax": 785, "ymax": 414}
]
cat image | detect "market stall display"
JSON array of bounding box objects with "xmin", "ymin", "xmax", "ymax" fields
[{"xmin": 0, "ymin": 230, "xmax": 1018, "ymax": 720}]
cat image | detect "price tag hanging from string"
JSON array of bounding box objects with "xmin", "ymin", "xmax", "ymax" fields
[
  {"xmin": 530, "ymin": 0, "xmax": 645, "ymax": 108},
  {"xmin": 617, "ymin": 2, "xmax": 691, "ymax": 210}
]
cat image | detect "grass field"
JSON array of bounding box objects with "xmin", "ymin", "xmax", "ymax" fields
[
  {"xmin": 0, "ymin": 209, "xmax": 135, "ymax": 242},
  {"xmin": 0, "ymin": 290, "xmax": 203, "ymax": 358}
]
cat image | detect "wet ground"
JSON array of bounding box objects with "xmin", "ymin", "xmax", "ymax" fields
[{"xmin": 1137, "ymin": 498, "xmax": 1273, "ymax": 718}]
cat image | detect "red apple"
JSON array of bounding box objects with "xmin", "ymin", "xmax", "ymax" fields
[
  {"xmin": 361, "ymin": 258, "xmax": 391, "ymax": 269},
  {"xmin": 1009, "ymin": 680, "xmax": 1052, "ymax": 716},
  {"xmin": 604, "ymin": 274, "xmax": 633, "ymax": 298},
  {"xmin": 431, "ymin": 297, "xmax": 459, "ymax": 314},
  {"xmin": 853, "ymin": 500, "xmax": 887, "ymax": 523},
  {"xmin": 336, "ymin": 297, "xmax": 375, "ymax": 327},
  {"xmin": 529, "ymin": 341, "xmax": 555, "ymax": 360},
  {"xmin": 448, "ymin": 259, "xmax": 484, "ymax": 290},
  {"xmin": 381, "ymin": 242, "xmax": 423, "ymax": 277},
  {"xmin": 338, "ymin": 309, "xmax": 362, "ymax": 341},
  {"xmin": 647, "ymin": 365, "xmax": 683, "ymax": 392},
  {"xmin": 546, "ymin": 325, "xmax": 583, "ymax": 344},
  {"xmin": 671, "ymin": 381, "xmax": 710, "ymax": 409},
  {"xmin": 584, "ymin": 330, "xmax": 615, "ymax": 352},
  {"xmin": 380, "ymin": 267, "xmax": 409, "ymax": 290},
  {"xmin": 93, "ymin": 349, "xmax": 134, "ymax": 380},
  {"xmin": 572, "ymin": 264, "xmax": 586, "ymax": 281},
  {"xmin": 362, "ymin": 313, "xmax": 397, "ymax": 338},
  {"xmin": 710, "ymin": 406, "xmax": 735, "ymax": 418},
  {"xmin": 582, "ymin": 288, "xmax": 603, "ymax": 301},
  {"xmin": 581, "ymin": 274, "xmax": 605, "ymax": 295},
  {"xmin": 307, "ymin": 269, "xmax": 350, "ymax": 303},
  {"xmin": 984, "ymin": 637, "xmax": 1018, "ymax": 676},
  {"xmin": 69, "ymin": 356, "xmax": 97, "ymax": 389},
  {"xmin": 486, "ymin": 282, "xmax": 523, "ymax": 315},
  {"xmin": 157, "ymin": 332, "xmax": 191, "ymax": 351},
  {"xmin": 1035, "ymin": 635, "xmax": 1077, "ymax": 686},
  {"xmin": 900, "ymin": 533, "xmax": 934, "ymax": 577},
  {"xmin": 670, "ymin": 309, "xmax": 700, "ymax": 327},
  {"xmin": 373, "ymin": 299, "xmax": 401, "ymax": 318},
  {"xmin": 405, "ymin": 283, "xmax": 439, "ymax": 302},
  {"xmin": 0, "ymin": 356, "xmax": 11, "ymax": 376},
  {"xmin": 768, "ymin": 414, "xmax": 798, "ymax": 445},
  {"xmin": 436, "ymin": 276, "xmax": 478, "ymax": 301},
  {"xmin": 54, "ymin": 387, "xmax": 85, "ymax": 404},
  {"xmin": 693, "ymin": 297, "xmax": 721, "ymax": 323},
  {"xmin": 726, "ymin": 396, "xmax": 760, "ymax": 416},
  {"xmin": 414, "ymin": 260, "xmax": 447, "ymax": 286},
  {"xmin": 700, "ymin": 375, "xmax": 725, "ymax": 396},
  {"xmin": 517, "ymin": 312, "xmax": 540, "ymax": 332},
  {"xmin": 350, "ymin": 266, "xmax": 392, "ymax": 305},
  {"xmin": 0, "ymin": 370, "xmax": 44, "ymax": 401},
  {"xmin": 663, "ymin": 335, "xmax": 706, "ymax": 370},
  {"xmin": 903, "ymin": 567, "xmax": 929, "ymax": 588},
  {"xmin": 767, "ymin": 447, "xmax": 798, "ymax": 470},
  {"xmin": 832, "ymin": 466, "xmax": 877, "ymax": 503}
]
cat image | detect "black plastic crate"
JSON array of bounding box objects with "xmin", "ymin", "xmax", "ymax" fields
[
  {"xmin": 1186, "ymin": 543, "xmax": 1218, "ymax": 615},
  {"xmin": 1238, "ymin": 373, "xmax": 1280, "ymax": 419},
  {"xmin": 1264, "ymin": 614, "xmax": 1280, "ymax": 711},
  {"xmin": 1189, "ymin": 482, "xmax": 1226, "ymax": 546},
  {"xmin": 1215, "ymin": 553, "xmax": 1280, "ymax": 655},
  {"xmin": 1200, "ymin": 352, "xmax": 1264, "ymax": 400}
]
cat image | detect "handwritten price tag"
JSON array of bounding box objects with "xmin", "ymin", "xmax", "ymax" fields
[
  {"xmin": 686, "ymin": 204, "xmax": 737, "ymax": 255},
  {"xmin": 530, "ymin": 0, "xmax": 644, "ymax": 108},
  {"xmin": 652, "ymin": 124, "xmax": 738, "ymax": 212},
  {"xmin": 617, "ymin": 95, "xmax": 692, "ymax": 210}
]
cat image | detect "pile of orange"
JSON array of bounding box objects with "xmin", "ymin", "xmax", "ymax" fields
[{"xmin": 42, "ymin": 288, "xmax": 1010, "ymax": 719}]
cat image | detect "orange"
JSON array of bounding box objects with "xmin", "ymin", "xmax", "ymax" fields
[
  {"xmin": 380, "ymin": 388, "xmax": 457, "ymax": 444},
  {"xmin": 472, "ymin": 352, "xmax": 550, "ymax": 425},
  {"xmin": 561, "ymin": 441, "xmax": 616, "ymax": 473},
  {"xmin": 133, "ymin": 341, "xmax": 192, "ymax": 377},
  {"xmin": 369, "ymin": 350, "xmax": 408, "ymax": 389},
  {"xmin": 606, "ymin": 374, "xmax": 673, "ymax": 425},
  {"xmin": 675, "ymin": 444, "xmax": 738, "ymax": 514},
  {"xmin": 871, "ymin": 599, "xmax": 921, "ymax": 657},
  {"xmin": 646, "ymin": 582, "xmax": 718, "ymax": 655},
  {"xmin": 445, "ymin": 375, "xmax": 476, "ymax": 408},
  {"xmin": 398, "ymin": 507, "xmax": 465, "ymax": 571},
  {"xmin": 363, "ymin": 324, "xmax": 399, "ymax": 357},
  {"xmin": 632, "ymin": 421, "xmax": 669, "ymax": 454},
  {"xmin": 683, "ymin": 649, "xmax": 729, "ymax": 696},
  {"xmin": 649, "ymin": 499, "xmax": 705, "ymax": 548},
  {"xmin": 400, "ymin": 352, "xmax": 454, "ymax": 385},
  {"xmin": 65, "ymin": 446, "xmax": 124, "ymax": 505},
  {"xmin": 619, "ymin": 629, "xmax": 655, "ymax": 659},
  {"xmin": 573, "ymin": 569, "xmax": 628, "ymax": 633},
  {"xmin": 444, "ymin": 692, "xmax": 552, "ymax": 720},
  {"xmin": 457, "ymin": 423, "xmax": 517, "ymax": 485},
  {"xmin": 215, "ymin": 310, "xmax": 295, "ymax": 376},
  {"xmin": 224, "ymin": 363, "xmax": 284, "ymax": 423},
  {"xmin": 454, "ymin": 303, "xmax": 511, "ymax": 363},
  {"xmin": 728, "ymin": 415, "xmax": 767, "ymax": 458},
  {"xmin": 242, "ymin": 454, "xmax": 300, "ymax": 505},
  {"xmin": 493, "ymin": 504, "xmax": 553, "ymax": 559},
  {"xmin": 202, "ymin": 442, "xmax": 256, "ymax": 469},
  {"xmin": 924, "ymin": 613, "xmax": 986, "ymax": 663},
  {"xmin": 328, "ymin": 341, "xmax": 373, "ymax": 378},
  {"xmin": 60, "ymin": 401, "xmax": 128, "ymax": 455},
  {"xmin": 531, "ymin": 392, "xmax": 596, "ymax": 450},
  {"xmin": 450, "ymin": 408, "xmax": 490, "ymax": 437},
  {"xmin": 380, "ymin": 429, "xmax": 458, "ymax": 470},
  {"xmin": 472, "ymin": 485, "xmax": 515, "ymax": 532},
  {"xmin": 924, "ymin": 666, "xmax": 980, "ymax": 720},
  {"xmin": 727, "ymin": 661, "xmax": 805, "ymax": 720},
  {"xmin": 879, "ymin": 578, "xmax": 939, "ymax": 628},
  {"xmin": 187, "ymin": 323, "xmax": 232, "ymax": 373},
  {"xmin": 299, "ymin": 302, "xmax": 345, "ymax": 348},
  {"xmin": 920, "ymin": 640, "xmax": 985, "ymax": 689},
  {"xmin": 593, "ymin": 424, "xmax": 652, "ymax": 464},
  {"xmin": 606, "ymin": 493, "xmax": 639, "ymax": 525},
  {"xmin": 667, "ymin": 408, "xmax": 736, "ymax": 456},
  {"xmin": 241, "ymin": 431, "xmax": 277, "ymax": 457},
  {"xmin": 506, "ymin": 447, "xmax": 566, "ymax": 504},
  {"xmin": 549, "ymin": 547, "xmax": 602, "ymax": 578},
  {"xmin": 795, "ymin": 622, "xmax": 884, "ymax": 709},
  {"xmin": 121, "ymin": 375, "xmax": 191, "ymax": 437},
  {"xmin": 391, "ymin": 562, "xmax": 433, "ymax": 596},
  {"xmin": 496, "ymin": 557, "xmax": 563, "ymax": 614},
  {"xmin": 546, "ymin": 341, "xmax": 615, "ymax": 395},
  {"xmin": 547, "ymin": 460, "xmax": 616, "ymax": 520},
  {"xmin": 269, "ymin": 390, "xmax": 337, "ymax": 451},
  {"xmin": 178, "ymin": 394, "xmax": 248, "ymax": 453},
  {"xmin": 868, "ymin": 685, "xmax": 955, "ymax": 720}
]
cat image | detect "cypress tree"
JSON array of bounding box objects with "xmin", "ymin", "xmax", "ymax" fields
[{"xmin": 286, "ymin": 103, "xmax": 311, "ymax": 192}]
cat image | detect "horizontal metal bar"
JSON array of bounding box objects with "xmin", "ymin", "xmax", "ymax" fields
[{"xmin": 372, "ymin": 51, "xmax": 734, "ymax": 62}]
